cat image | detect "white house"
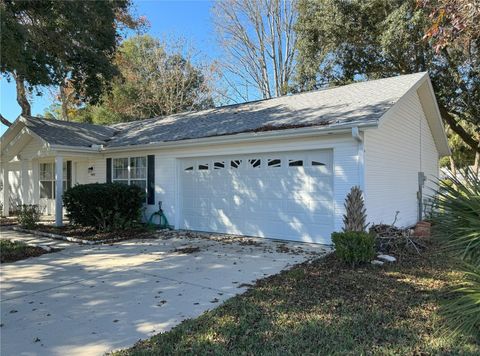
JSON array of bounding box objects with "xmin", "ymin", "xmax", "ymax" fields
[{"xmin": 0, "ymin": 72, "xmax": 450, "ymax": 244}]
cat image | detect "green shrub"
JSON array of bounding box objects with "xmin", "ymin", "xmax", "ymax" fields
[
  {"xmin": 331, "ymin": 231, "xmax": 375, "ymax": 267},
  {"xmin": 432, "ymin": 169, "xmax": 480, "ymax": 264},
  {"xmin": 432, "ymin": 169, "xmax": 480, "ymax": 337},
  {"xmin": 17, "ymin": 204, "xmax": 41, "ymax": 229},
  {"xmin": 63, "ymin": 183, "xmax": 145, "ymax": 231}
]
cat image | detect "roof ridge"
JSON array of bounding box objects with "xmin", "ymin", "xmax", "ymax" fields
[{"xmin": 109, "ymin": 72, "xmax": 428, "ymax": 129}]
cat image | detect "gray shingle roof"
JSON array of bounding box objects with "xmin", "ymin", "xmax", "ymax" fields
[
  {"xmin": 108, "ymin": 72, "xmax": 426, "ymax": 147},
  {"xmin": 23, "ymin": 116, "xmax": 118, "ymax": 148},
  {"xmin": 21, "ymin": 72, "xmax": 426, "ymax": 148}
]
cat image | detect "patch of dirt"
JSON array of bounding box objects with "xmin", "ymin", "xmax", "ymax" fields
[{"xmin": 173, "ymin": 246, "xmax": 200, "ymax": 254}]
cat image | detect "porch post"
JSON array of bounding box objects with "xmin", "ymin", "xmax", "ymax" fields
[
  {"xmin": 55, "ymin": 156, "xmax": 63, "ymax": 226},
  {"xmin": 1, "ymin": 161, "xmax": 10, "ymax": 217}
]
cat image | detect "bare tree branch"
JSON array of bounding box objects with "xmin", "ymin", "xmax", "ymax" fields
[
  {"xmin": 0, "ymin": 113, "xmax": 12, "ymax": 127},
  {"xmin": 213, "ymin": 0, "xmax": 297, "ymax": 101}
]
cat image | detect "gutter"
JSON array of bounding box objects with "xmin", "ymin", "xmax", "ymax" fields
[
  {"xmin": 352, "ymin": 126, "xmax": 366, "ymax": 192},
  {"xmin": 103, "ymin": 121, "xmax": 378, "ymax": 153}
]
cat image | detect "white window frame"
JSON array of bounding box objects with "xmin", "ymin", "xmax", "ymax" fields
[
  {"xmin": 112, "ymin": 156, "xmax": 147, "ymax": 192},
  {"xmin": 39, "ymin": 162, "xmax": 70, "ymax": 199}
]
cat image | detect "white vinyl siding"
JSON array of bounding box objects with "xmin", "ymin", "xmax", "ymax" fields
[
  {"xmin": 364, "ymin": 90, "xmax": 440, "ymax": 227},
  {"xmin": 91, "ymin": 134, "xmax": 361, "ymax": 243}
]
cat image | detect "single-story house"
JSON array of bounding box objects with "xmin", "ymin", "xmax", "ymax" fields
[{"xmin": 0, "ymin": 72, "xmax": 450, "ymax": 244}]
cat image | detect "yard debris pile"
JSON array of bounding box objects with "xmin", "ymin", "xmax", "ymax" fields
[{"xmin": 370, "ymin": 223, "xmax": 426, "ymax": 255}]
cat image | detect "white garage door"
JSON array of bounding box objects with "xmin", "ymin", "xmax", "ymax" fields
[{"xmin": 180, "ymin": 149, "xmax": 334, "ymax": 243}]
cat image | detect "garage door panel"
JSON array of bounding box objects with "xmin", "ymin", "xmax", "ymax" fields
[{"xmin": 180, "ymin": 149, "xmax": 334, "ymax": 244}]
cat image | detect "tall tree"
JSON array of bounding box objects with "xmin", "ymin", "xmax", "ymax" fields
[
  {"xmin": 0, "ymin": 0, "xmax": 141, "ymax": 122},
  {"xmin": 213, "ymin": 0, "xmax": 297, "ymax": 101},
  {"xmin": 46, "ymin": 35, "xmax": 216, "ymax": 125},
  {"xmin": 295, "ymin": 0, "xmax": 479, "ymax": 160}
]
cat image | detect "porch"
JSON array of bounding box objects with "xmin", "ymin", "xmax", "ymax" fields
[{"xmin": 1, "ymin": 154, "xmax": 98, "ymax": 226}]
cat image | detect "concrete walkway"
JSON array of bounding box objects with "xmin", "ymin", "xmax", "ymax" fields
[{"xmin": 0, "ymin": 230, "xmax": 330, "ymax": 356}]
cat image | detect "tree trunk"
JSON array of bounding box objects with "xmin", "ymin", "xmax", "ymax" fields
[
  {"xmin": 473, "ymin": 132, "xmax": 480, "ymax": 176},
  {"xmin": 449, "ymin": 156, "xmax": 457, "ymax": 176},
  {"xmin": 0, "ymin": 113, "xmax": 12, "ymax": 127},
  {"xmin": 439, "ymin": 104, "xmax": 480, "ymax": 153},
  {"xmin": 14, "ymin": 74, "xmax": 31, "ymax": 116},
  {"xmin": 59, "ymin": 84, "xmax": 69, "ymax": 121}
]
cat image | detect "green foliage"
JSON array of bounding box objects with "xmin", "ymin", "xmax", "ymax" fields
[
  {"xmin": 439, "ymin": 123, "xmax": 477, "ymax": 169},
  {"xmin": 0, "ymin": 0, "xmax": 136, "ymax": 104},
  {"xmin": 432, "ymin": 169, "xmax": 480, "ymax": 337},
  {"xmin": 63, "ymin": 183, "xmax": 145, "ymax": 231},
  {"xmin": 17, "ymin": 204, "xmax": 40, "ymax": 230},
  {"xmin": 331, "ymin": 231, "xmax": 375, "ymax": 267},
  {"xmin": 295, "ymin": 0, "xmax": 479, "ymax": 154},
  {"xmin": 432, "ymin": 169, "xmax": 480, "ymax": 265},
  {"xmin": 441, "ymin": 264, "xmax": 480, "ymax": 338},
  {"xmin": 343, "ymin": 186, "xmax": 368, "ymax": 232}
]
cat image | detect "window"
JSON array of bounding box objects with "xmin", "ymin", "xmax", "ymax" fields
[
  {"xmin": 198, "ymin": 163, "xmax": 209, "ymax": 170},
  {"xmin": 288, "ymin": 159, "xmax": 304, "ymax": 167},
  {"xmin": 267, "ymin": 159, "xmax": 281, "ymax": 168},
  {"xmin": 312, "ymin": 160, "xmax": 326, "ymax": 166},
  {"xmin": 40, "ymin": 163, "xmax": 54, "ymax": 199},
  {"xmin": 214, "ymin": 161, "xmax": 225, "ymax": 169},
  {"xmin": 130, "ymin": 157, "xmax": 147, "ymax": 190},
  {"xmin": 39, "ymin": 162, "xmax": 71, "ymax": 199},
  {"xmin": 112, "ymin": 157, "xmax": 147, "ymax": 191},
  {"xmin": 248, "ymin": 158, "xmax": 261, "ymax": 168},
  {"xmin": 230, "ymin": 159, "xmax": 242, "ymax": 169},
  {"xmin": 184, "ymin": 166, "xmax": 194, "ymax": 171}
]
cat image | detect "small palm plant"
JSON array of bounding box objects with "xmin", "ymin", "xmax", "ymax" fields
[
  {"xmin": 432, "ymin": 168, "xmax": 480, "ymax": 337},
  {"xmin": 343, "ymin": 186, "xmax": 368, "ymax": 232}
]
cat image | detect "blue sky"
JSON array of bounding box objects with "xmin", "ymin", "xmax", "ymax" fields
[{"xmin": 0, "ymin": 0, "xmax": 217, "ymax": 136}]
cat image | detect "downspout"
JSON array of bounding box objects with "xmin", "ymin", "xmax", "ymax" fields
[{"xmin": 352, "ymin": 127, "xmax": 365, "ymax": 192}]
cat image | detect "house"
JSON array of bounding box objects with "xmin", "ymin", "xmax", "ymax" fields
[{"xmin": 0, "ymin": 72, "xmax": 450, "ymax": 244}]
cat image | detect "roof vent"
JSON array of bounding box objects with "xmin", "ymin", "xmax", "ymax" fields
[{"xmin": 90, "ymin": 144, "xmax": 104, "ymax": 151}]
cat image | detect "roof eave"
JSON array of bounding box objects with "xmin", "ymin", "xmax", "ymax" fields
[{"xmin": 104, "ymin": 121, "xmax": 379, "ymax": 153}]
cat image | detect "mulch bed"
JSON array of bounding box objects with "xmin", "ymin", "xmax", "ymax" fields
[
  {"xmin": 0, "ymin": 240, "xmax": 54, "ymax": 263},
  {"xmin": 34, "ymin": 224, "xmax": 157, "ymax": 243}
]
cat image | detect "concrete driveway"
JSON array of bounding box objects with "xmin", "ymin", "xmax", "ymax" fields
[{"xmin": 0, "ymin": 229, "xmax": 330, "ymax": 356}]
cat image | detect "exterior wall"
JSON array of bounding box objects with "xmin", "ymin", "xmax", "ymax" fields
[
  {"xmin": 4, "ymin": 129, "xmax": 363, "ymax": 240},
  {"xmin": 364, "ymin": 90, "xmax": 439, "ymax": 227},
  {"xmin": 100, "ymin": 134, "xmax": 362, "ymax": 234},
  {"xmin": 7, "ymin": 161, "xmax": 21, "ymax": 210}
]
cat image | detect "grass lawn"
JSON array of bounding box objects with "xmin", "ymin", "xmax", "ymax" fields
[
  {"xmin": 116, "ymin": 242, "xmax": 479, "ymax": 355},
  {"xmin": 0, "ymin": 239, "xmax": 50, "ymax": 263}
]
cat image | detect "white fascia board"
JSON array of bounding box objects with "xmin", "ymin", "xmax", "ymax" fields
[
  {"xmin": 423, "ymin": 77, "xmax": 451, "ymax": 156},
  {"xmin": 103, "ymin": 122, "xmax": 378, "ymax": 153},
  {"xmin": 49, "ymin": 145, "xmax": 103, "ymax": 153}
]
